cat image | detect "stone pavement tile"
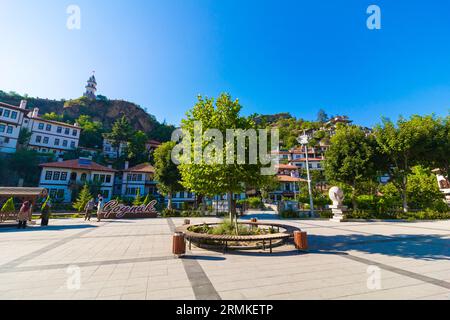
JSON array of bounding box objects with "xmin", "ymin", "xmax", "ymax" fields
[
  {"xmin": 336, "ymin": 283, "xmax": 449, "ymax": 300},
  {"xmin": 72, "ymin": 289, "xmax": 101, "ymax": 300},
  {"xmin": 416, "ymin": 292, "xmax": 450, "ymax": 300},
  {"xmin": 97, "ymin": 295, "xmax": 121, "ymax": 300},
  {"xmin": 121, "ymin": 292, "xmax": 147, "ymax": 300},
  {"xmin": 97, "ymin": 286, "xmax": 126, "ymax": 298}
]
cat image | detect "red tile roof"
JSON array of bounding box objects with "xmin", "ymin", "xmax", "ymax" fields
[
  {"xmin": 277, "ymin": 175, "xmax": 307, "ymax": 183},
  {"xmin": 124, "ymin": 163, "xmax": 155, "ymax": 173},
  {"xmin": 39, "ymin": 159, "xmax": 117, "ymax": 172},
  {"xmin": 276, "ymin": 164, "xmax": 298, "ymax": 170},
  {"xmin": 290, "ymin": 158, "xmax": 324, "ymax": 162}
]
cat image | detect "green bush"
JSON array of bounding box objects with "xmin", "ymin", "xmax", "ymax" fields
[
  {"xmin": 356, "ymin": 195, "xmax": 378, "ymax": 211},
  {"xmin": 161, "ymin": 208, "xmax": 180, "ymax": 217},
  {"xmin": 181, "ymin": 210, "xmax": 203, "ymax": 217},
  {"xmin": 247, "ymin": 197, "xmax": 263, "ymax": 209},
  {"xmin": 1, "ymin": 197, "xmax": 15, "ymax": 212},
  {"xmin": 279, "ymin": 209, "xmax": 299, "ymax": 219}
]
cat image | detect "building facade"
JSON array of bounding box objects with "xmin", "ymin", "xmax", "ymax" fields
[
  {"xmin": 39, "ymin": 158, "xmax": 116, "ymax": 202},
  {"xmin": 120, "ymin": 163, "xmax": 159, "ymax": 198},
  {"xmin": 24, "ymin": 108, "xmax": 81, "ymax": 156},
  {"xmin": 0, "ymin": 100, "xmax": 28, "ymax": 153}
]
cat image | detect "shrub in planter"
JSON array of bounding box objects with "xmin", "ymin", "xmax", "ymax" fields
[
  {"xmin": 162, "ymin": 208, "xmax": 180, "ymax": 217},
  {"xmin": 247, "ymin": 197, "xmax": 263, "ymax": 209},
  {"xmin": 1, "ymin": 197, "xmax": 15, "ymax": 212},
  {"xmin": 279, "ymin": 209, "xmax": 299, "ymax": 219}
]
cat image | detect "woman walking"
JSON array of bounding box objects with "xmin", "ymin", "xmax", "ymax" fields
[
  {"xmin": 84, "ymin": 198, "xmax": 95, "ymax": 221},
  {"xmin": 96, "ymin": 194, "xmax": 104, "ymax": 222},
  {"xmin": 41, "ymin": 198, "xmax": 51, "ymax": 226},
  {"xmin": 17, "ymin": 201, "xmax": 32, "ymax": 229}
]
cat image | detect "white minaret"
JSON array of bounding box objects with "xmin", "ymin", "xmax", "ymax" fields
[{"xmin": 84, "ymin": 72, "xmax": 97, "ymax": 99}]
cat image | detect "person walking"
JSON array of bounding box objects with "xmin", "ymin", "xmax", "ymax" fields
[
  {"xmin": 96, "ymin": 194, "xmax": 104, "ymax": 222},
  {"xmin": 84, "ymin": 198, "xmax": 95, "ymax": 221},
  {"xmin": 17, "ymin": 201, "xmax": 32, "ymax": 229},
  {"xmin": 41, "ymin": 198, "xmax": 51, "ymax": 226}
]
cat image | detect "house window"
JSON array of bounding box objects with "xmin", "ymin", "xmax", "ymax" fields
[
  {"xmin": 64, "ymin": 128, "xmax": 70, "ymax": 135},
  {"xmin": 0, "ymin": 108, "xmax": 3, "ymax": 116},
  {"xmin": 81, "ymin": 173, "xmax": 87, "ymax": 181},
  {"xmin": 46, "ymin": 124, "xmax": 51, "ymax": 131},
  {"xmin": 45, "ymin": 171, "xmax": 53, "ymax": 180},
  {"xmin": 4, "ymin": 110, "xmax": 10, "ymax": 118},
  {"xmin": 100, "ymin": 175, "xmax": 106, "ymax": 183},
  {"xmin": 72, "ymin": 130, "xmax": 77, "ymax": 136},
  {"xmin": 43, "ymin": 137, "xmax": 49, "ymax": 144},
  {"xmin": 127, "ymin": 174, "xmax": 131, "ymax": 181},
  {"xmin": 36, "ymin": 136, "xmax": 42, "ymax": 143},
  {"xmin": 11, "ymin": 111, "xmax": 17, "ymax": 120},
  {"xmin": 50, "ymin": 189, "xmax": 57, "ymax": 198},
  {"xmin": 60, "ymin": 172, "xmax": 67, "ymax": 181},
  {"xmin": 0, "ymin": 124, "xmax": 5, "ymax": 133},
  {"xmin": 55, "ymin": 139, "xmax": 60, "ymax": 146},
  {"xmin": 70, "ymin": 141, "xmax": 75, "ymax": 149},
  {"xmin": 93, "ymin": 174, "xmax": 99, "ymax": 182},
  {"xmin": 57, "ymin": 189, "xmax": 65, "ymax": 199},
  {"xmin": 53, "ymin": 172, "xmax": 60, "ymax": 180},
  {"xmin": 6, "ymin": 126, "xmax": 12, "ymax": 134},
  {"xmin": 101, "ymin": 190, "xmax": 109, "ymax": 199},
  {"xmin": 105, "ymin": 175, "xmax": 111, "ymax": 183},
  {"xmin": 57, "ymin": 127, "xmax": 62, "ymax": 133},
  {"xmin": 38, "ymin": 123, "xmax": 44, "ymax": 130},
  {"xmin": 70, "ymin": 172, "xmax": 77, "ymax": 181},
  {"xmin": 62, "ymin": 140, "xmax": 68, "ymax": 147}
]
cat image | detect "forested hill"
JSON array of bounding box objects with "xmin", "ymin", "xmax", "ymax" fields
[{"xmin": 0, "ymin": 90, "xmax": 175, "ymax": 142}]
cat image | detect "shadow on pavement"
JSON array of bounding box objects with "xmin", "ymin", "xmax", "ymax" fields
[
  {"xmin": 308, "ymin": 233, "xmax": 450, "ymax": 261},
  {"xmin": 0, "ymin": 224, "xmax": 98, "ymax": 233}
]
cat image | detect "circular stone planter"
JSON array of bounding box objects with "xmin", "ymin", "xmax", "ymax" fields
[{"xmin": 176, "ymin": 222, "xmax": 301, "ymax": 253}]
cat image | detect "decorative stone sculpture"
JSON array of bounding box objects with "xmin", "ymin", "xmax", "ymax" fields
[{"xmin": 328, "ymin": 186, "xmax": 347, "ymax": 222}]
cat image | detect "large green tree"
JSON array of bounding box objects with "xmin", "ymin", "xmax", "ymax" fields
[
  {"xmin": 154, "ymin": 141, "xmax": 183, "ymax": 210},
  {"xmin": 127, "ymin": 130, "xmax": 148, "ymax": 165},
  {"xmin": 325, "ymin": 125, "xmax": 378, "ymax": 210},
  {"xmin": 429, "ymin": 115, "xmax": 450, "ymax": 180},
  {"xmin": 76, "ymin": 115, "xmax": 104, "ymax": 149},
  {"xmin": 375, "ymin": 115, "xmax": 437, "ymax": 212},
  {"xmin": 177, "ymin": 93, "xmax": 266, "ymax": 223},
  {"xmin": 105, "ymin": 116, "xmax": 134, "ymax": 158}
]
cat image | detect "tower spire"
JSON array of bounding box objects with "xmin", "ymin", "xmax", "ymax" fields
[{"xmin": 84, "ymin": 72, "xmax": 97, "ymax": 99}]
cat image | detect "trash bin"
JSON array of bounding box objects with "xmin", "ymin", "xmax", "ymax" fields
[
  {"xmin": 183, "ymin": 219, "xmax": 190, "ymax": 225},
  {"xmin": 294, "ymin": 231, "xmax": 308, "ymax": 251},
  {"xmin": 172, "ymin": 232, "xmax": 186, "ymax": 256}
]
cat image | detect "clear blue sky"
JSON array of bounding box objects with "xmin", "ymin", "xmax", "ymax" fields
[{"xmin": 1, "ymin": 0, "xmax": 449, "ymax": 127}]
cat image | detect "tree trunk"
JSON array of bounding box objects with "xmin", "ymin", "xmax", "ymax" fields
[
  {"xmin": 227, "ymin": 191, "xmax": 233, "ymax": 224},
  {"xmin": 351, "ymin": 184, "xmax": 358, "ymax": 211},
  {"xmin": 402, "ymin": 175, "xmax": 408, "ymax": 213},
  {"xmin": 167, "ymin": 192, "xmax": 173, "ymax": 210},
  {"xmin": 201, "ymin": 197, "xmax": 206, "ymax": 215}
]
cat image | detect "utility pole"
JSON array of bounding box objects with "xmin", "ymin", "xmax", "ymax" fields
[{"xmin": 298, "ymin": 131, "xmax": 315, "ymax": 216}]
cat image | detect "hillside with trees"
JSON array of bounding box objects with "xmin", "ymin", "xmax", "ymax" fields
[{"xmin": 0, "ymin": 90, "xmax": 175, "ymax": 143}]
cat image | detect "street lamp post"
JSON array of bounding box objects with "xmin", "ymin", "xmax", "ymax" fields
[{"xmin": 298, "ymin": 131, "xmax": 315, "ymax": 216}]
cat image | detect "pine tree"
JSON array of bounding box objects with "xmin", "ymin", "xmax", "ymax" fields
[
  {"xmin": 142, "ymin": 193, "xmax": 154, "ymax": 205},
  {"xmin": 133, "ymin": 188, "xmax": 142, "ymax": 206},
  {"xmin": 73, "ymin": 184, "xmax": 93, "ymax": 212},
  {"xmin": 1, "ymin": 197, "xmax": 15, "ymax": 212}
]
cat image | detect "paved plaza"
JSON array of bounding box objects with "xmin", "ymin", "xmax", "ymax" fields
[{"xmin": 0, "ymin": 216, "xmax": 449, "ymax": 300}]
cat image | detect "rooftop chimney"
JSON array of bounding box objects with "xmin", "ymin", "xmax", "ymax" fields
[
  {"xmin": 124, "ymin": 161, "xmax": 129, "ymax": 170},
  {"xmin": 19, "ymin": 100, "xmax": 27, "ymax": 109},
  {"xmin": 32, "ymin": 108, "xmax": 39, "ymax": 118}
]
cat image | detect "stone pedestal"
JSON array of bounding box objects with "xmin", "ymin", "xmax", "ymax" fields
[{"xmin": 329, "ymin": 205, "xmax": 347, "ymax": 222}]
